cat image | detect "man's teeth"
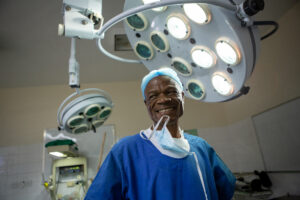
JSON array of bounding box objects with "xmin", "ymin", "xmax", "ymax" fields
[{"xmin": 158, "ymin": 108, "xmax": 173, "ymax": 113}]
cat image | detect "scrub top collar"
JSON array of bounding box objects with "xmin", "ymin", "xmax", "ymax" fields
[{"xmin": 140, "ymin": 127, "xmax": 190, "ymax": 159}]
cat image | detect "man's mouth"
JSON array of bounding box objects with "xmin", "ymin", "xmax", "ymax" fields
[{"xmin": 156, "ymin": 107, "xmax": 174, "ymax": 114}]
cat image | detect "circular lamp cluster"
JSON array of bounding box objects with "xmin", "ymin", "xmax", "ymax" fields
[
  {"xmin": 123, "ymin": 0, "xmax": 260, "ymax": 102},
  {"xmin": 58, "ymin": 89, "xmax": 113, "ymax": 134}
]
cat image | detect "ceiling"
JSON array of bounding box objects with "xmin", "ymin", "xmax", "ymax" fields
[{"xmin": 0, "ymin": 0, "xmax": 298, "ymax": 88}]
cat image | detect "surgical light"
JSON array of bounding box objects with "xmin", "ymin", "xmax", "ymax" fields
[
  {"xmin": 126, "ymin": 13, "xmax": 148, "ymax": 31},
  {"xmin": 58, "ymin": 88, "xmax": 113, "ymax": 134},
  {"xmin": 72, "ymin": 124, "xmax": 89, "ymax": 134},
  {"xmin": 183, "ymin": 3, "xmax": 211, "ymax": 24},
  {"xmin": 215, "ymin": 39, "xmax": 241, "ymax": 65},
  {"xmin": 166, "ymin": 14, "xmax": 190, "ymax": 40},
  {"xmin": 134, "ymin": 41, "xmax": 154, "ymax": 60},
  {"xmin": 212, "ymin": 73, "xmax": 233, "ymax": 96},
  {"xmin": 92, "ymin": 119, "xmax": 105, "ymax": 127},
  {"xmin": 84, "ymin": 104, "xmax": 101, "ymax": 118},
  {"xmin": 191, "ymin": 46, "xmax": 215, "ymax": 69},
  {"xmin": 98, "ymin": 107, "xmax": 112, "ymax": 120},
  {"xmin": 57, "ymin": 37, "xmax": 113, "ymax": 134},
  {"xmin": 67, "ymin": 115, "xmax": 84, "ymax": 128},
  {"xmin": 142, "ymin": 0, "xmax": 167, "ymax": 12},
  {"xmin": 59, "ymin": 0, "xmax": 278, "ymax": 102},
  {"xmin": 187, "ymin": 80, "xmax": 205, "ymax": 100},
  {"xmin": 172, "ymin": 57, "xmax": 192, "ymax": 76},
  {"xmin": 150, "ymin": 31, "xmax": 169, "ymax": 52}
]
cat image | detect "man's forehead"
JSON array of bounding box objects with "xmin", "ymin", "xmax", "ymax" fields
[{"xmin": 145, "ymin": 76, "xmax": 180, "ymax": 91}]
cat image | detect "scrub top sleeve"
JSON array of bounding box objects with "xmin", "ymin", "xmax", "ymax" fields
[
  {"xmin": 85, "ymin": 151, "xmax": 124, "ymax": 200},
  {"xmin": 204, "ymin": 142, "xmax": 236, "ymax": 200}
]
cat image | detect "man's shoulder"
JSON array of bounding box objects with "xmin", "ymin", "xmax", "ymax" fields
[
  {"xmin": 184, "ymin": 133, "xmax": 207, "ymax": 144},
  {"xmin": 111, "ymin": 133, "xmax": 141, "ymax": 152},
  {"xmin": 184, "ymin": 133, "xmax": 211, "ymax": 151}
]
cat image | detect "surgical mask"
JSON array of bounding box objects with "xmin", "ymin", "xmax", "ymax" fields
[
  {"xmin": 143, "ymin": 115, "xmax": 209, "ymax": 200},
  {"xmin": 149, "ymin": 115, "xmax": 189, "ymax": 155}
]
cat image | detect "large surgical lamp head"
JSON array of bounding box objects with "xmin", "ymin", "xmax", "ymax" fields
[
  {"xmin": 58, "ymin": 0, "xmax": 277, "ymax": 102},
  {"xmin": 122, "ymin": 0, "xmax": 262, "ymax": 102}
]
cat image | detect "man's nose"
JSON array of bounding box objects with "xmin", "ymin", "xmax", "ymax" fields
[{"xmin": 156, "ymin": 94, "xmax": 171, "ymax": 104}]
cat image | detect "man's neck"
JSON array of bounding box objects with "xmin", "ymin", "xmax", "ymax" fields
[{"xmin": 167, "ymin": 123, "xmax": 181, "ymax": 138}]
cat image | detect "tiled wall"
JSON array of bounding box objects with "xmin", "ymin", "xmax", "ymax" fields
[{"xmin": 0, "ymin": 143, "xmax": 50, "ymax": 200}]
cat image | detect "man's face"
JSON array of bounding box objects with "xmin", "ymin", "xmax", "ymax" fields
[{"xmin": 144, "ymin": 76, "xmax": 184, "ymax": 125}]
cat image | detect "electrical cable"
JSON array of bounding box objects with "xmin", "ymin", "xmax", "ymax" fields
[{"xmin": 253, "ymin": 21, "xmax": 279, "ymax": 40}]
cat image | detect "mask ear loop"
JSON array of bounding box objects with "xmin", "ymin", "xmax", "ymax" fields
[
  {"xmin": 191, "ymin": 152, "xmax": 208, "ymax": 200},
  {"xmin": 148, "ymin": 115, "xmax": 170, "ymax": 139}
]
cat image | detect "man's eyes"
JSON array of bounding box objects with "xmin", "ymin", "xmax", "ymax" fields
[
  {"xmin": 168, "ymin": 90, "xmax": 178, "ymax": 95},
  {"xmin": 148, "ymin": 94, "xmax": 157, "ymax": 100},
  {"xmin": 147, "ymin": 90, "xmax": 179, "ymax": 101}
]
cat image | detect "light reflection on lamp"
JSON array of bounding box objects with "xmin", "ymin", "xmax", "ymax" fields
[
  {"xmin": 212, "ymin": 73, "xmax": 233, "ymax": 96},
  {"xmin": 183, "ymin": 3, "xmax": 211, "ymax": 24},
  {"xmin": 191, "ymin": 46, "xmax": 216, "ymax": 69},
  {"xmin": 167, "ymin": 14, "xmax": 190, "ymax": 40},
  {"xmin": 215, "ymin": 39, "xmax": 241, "ymax": 65}
]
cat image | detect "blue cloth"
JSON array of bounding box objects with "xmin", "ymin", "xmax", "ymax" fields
[
  {"xmin": 141, "ymin": 68, "xmax": 183, "ymax": 100},
  {"xmin": 85, "ymin": 133, "xmax": 236, "ymax": 200}
]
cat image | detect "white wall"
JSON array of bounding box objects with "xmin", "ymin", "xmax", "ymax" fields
[
  {"xmin": 199, "ymin": 117, "xmax": 300, "ymax": 198},
  {"xmin": 198, "ymin": 118, "xmax": 265, "ymax": 173}
]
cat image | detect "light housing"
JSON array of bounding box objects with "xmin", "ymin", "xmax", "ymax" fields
[
  {"xmin": 123, "ymin": 0, "xmax": 260, "ymax": 102},
  {"xmin": 58, "ymin": 88, "xmax": 113, "ymax": 134}
]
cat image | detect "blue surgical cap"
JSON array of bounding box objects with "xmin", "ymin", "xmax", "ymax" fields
[{"xmin": 141, "ymin": 68, "xmax": 183, "ymax": 100}]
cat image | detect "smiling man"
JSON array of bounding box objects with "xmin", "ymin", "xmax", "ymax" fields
[{"xmin": 85, "ymin": 68, "xmax": 236, "ymax": 200}]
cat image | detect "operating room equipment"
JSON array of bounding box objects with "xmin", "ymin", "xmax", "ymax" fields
[
  {"xmin": 42, "ymin": 126, "xmax": 116, "ymax": 200},
  {"xmin": 46, "ymin": 157, "xmax": 88, "ymax": 200},
  {"xmin": 56, "ymin": 37, "xmax": 113, "ymax": 134},
  {"xmin": 46, "ymin": 139, "xmax": 79, "ymax": 158},
  {"xmin": 58, "ymin": 0, "xmax": 278, "ymax": 102}
]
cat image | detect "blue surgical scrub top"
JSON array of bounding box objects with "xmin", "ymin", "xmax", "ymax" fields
[{"xmin": 85, "ymin": 133, "xmax": 236, "ymax": 200}]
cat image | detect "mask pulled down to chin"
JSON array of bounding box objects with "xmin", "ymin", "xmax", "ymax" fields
[{"xmin": 149, "ymin": 115, "xmax": 189, "ymax": 154}]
